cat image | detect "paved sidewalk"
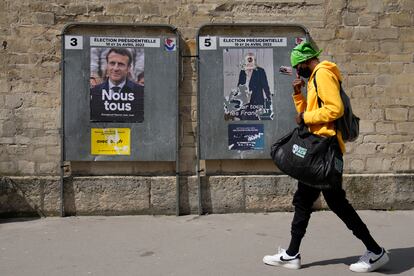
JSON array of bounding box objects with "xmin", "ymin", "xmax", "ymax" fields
[{"xmin": 1, "ymin": 211, "xmax": 413, "ymax": 276}]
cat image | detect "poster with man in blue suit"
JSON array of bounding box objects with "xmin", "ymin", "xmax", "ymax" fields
[
  {"xmin": 224, "ymin": 49, "xmax": 274, "ymax": 121},
  {"xmin": 90, "ymin": 47, "xmax": 145, "ymax": 123}
]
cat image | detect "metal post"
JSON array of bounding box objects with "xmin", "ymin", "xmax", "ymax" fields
[
  {"xmin": 196, "ymin": 31, "xmax": 202, "ymax": 216},
  {"xmin": 175, "ymin": 27, "xmax": 181, "ymax": 216},
  {"xmin": 59, "ymin": 32, "xmax": 66, "ymax": 217}
]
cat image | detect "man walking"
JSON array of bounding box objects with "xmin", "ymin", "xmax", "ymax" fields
[{"xmin": 263, "ymin": 42, "xmax": 389, "ymax": 273}]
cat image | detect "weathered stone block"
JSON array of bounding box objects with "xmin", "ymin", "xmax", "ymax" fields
[
  {"xmin": 106, "ymin": 3, "xmax": 141, "ymax": 15},
  {"xmin": 208, "ymin": 176, "xmax": 244, "ymax": 213},
  {"xmin": 392, "ymin": 174, "xmax": 414, "ymax": 209},
  {"xmin": 348, "ymin": 159, "xmax": 365, "ymax": 172},
  {"xmin": 344, "ymin": 176, "xmax": 375, "ymax": 209},
  {"xmin": 370, "ymin": 28, "xmax": 399, "ymax": 40},
  {"xmin": 5, "ymin": 94, "xmax": 24, "ymax": 109},
  {"xmin": 343, "ymin": 12, "xmax": 359, "ymax": 26},
  {"xmin": 354, "ymin": 144, "xmax": 377, "ymax": 155},
  {"xmin": 375, "ymin": 122, "xmax": 395, "ymax": 134},
  {"xmin": 359, "ymin": 120, "xmax": 375, "ymax": 133},
  {"xmin": 309, "ymin": 28, "xmax": 336, "ymax": 41},
  {"xmin": 396, "ymin": 122, "xmax": 414, "ymax": 133},
  {"xmin": 150, "ymin": 177, "xmax": 176, "ymax": 215},
  {"xmin": 1, "ymin": 120, "xmax": 17, "ymax": 137},
  {"xmin": 391, "ymin": 12, "xmax": 412, "ymax": 27},
  {"xmin": 67, "ymin": 176, "xmax": 151, "ymax": 215},
  {"xmin": 366, "ymin": 157, "xmax": 392, "ymax": 172},
  {"xmin": 385, "ymin": 108, "xmax": 408, "ymax": 121},
  {"xmin": 33, "ymin": 12, "xmax": 55, "ymax": 25},
  {"xmin": 387, "ymin": 134, "xmax": 413, "ymax": 143},
  {"xmin": 38, "ymin": 162, "xmax": 59, "ymax": 174},
  {"xmin": 140, "ymin": 3, "xmax": 160, "ymax": 15},
  {"xmin": 409, "ymin": 107, "xmax": 414, "ymax": 121},
  {"xmin": 244, "ymin": 176, "xmax": 296, "ymax": 212},
  {"xmin": 66, "ymin": 5, "xmax": 88, "ymax": 15},
  {"xmin": 0, "ymin": 162, "xmax": 17, "ymax": 174},
  {"xmin": 401, "ymin": 0, "xmax": 414, "ymax": 10},
  {"xmin": 347, "ymin": 74, "xmax": 376, "ymax": 86},
  {"xmin": 390, "ymin": 54, "xmax": 412, "ymax": 62},
  {"xmin": 17, "ymin": 160, "xmax": 35, "ymax": 175},
  {"xmin": 366, "ymin": 0, "xmax": 384, "ymax": 13},
  {"xmin": 0, "ymin": 177, "xmax": 60, "ymax": 216},
  {"xmin": 392, "ymin": 157, "xmax": 410, "ymax": 172},
  {"xmin": 380, "ymin": 41, "xmax": 402, "ymax": 54},
  {"xmin": 348, "ymin": 0, "xmax": 367, "ymax": 10},
  {"xmin": 359, "ymin": 14, "xmax": 378, "ymax": 26},
  {"xmin": 375, "ymin": 143, "xmax": 404, "ymax": 155}
]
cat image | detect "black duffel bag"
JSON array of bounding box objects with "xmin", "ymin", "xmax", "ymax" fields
[{"xmin": 270, "ymin": 124, "xmax": 343, "ymax": 189}]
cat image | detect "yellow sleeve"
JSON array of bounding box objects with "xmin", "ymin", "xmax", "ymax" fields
[
  {"xmin": 303, "ymin": 69, "xmax": 344, "ymax": 124},
  {"xmin": 292, "ymin": 93, "xmax": 307, "ymax": 113}
]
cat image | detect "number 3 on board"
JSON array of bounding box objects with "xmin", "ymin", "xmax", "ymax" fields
[{"xmin": 65, "ymin": 36, "xmax": 83, "ymax": 50}]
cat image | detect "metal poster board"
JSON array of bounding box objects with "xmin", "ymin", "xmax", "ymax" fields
[
  {"xmin": 198, "ymin": 24, "xmax": 309, "ymax": 159},
  {"xmin": 62, "ymin": 24, "xmax": 179, "ymax": 161}
]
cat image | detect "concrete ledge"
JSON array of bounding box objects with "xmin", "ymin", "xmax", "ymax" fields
[{"xmin": 1, "ymin": 174, "xmax": 413, "ymax": 217}]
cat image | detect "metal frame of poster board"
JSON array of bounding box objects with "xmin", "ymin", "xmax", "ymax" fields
[
  {"xmin": 196, "ymin": 23, "xmax": 310, "ymax": 214},
  {"xmin": 60, "ymin": 23, "xmax": 180, "ymax": 216}
]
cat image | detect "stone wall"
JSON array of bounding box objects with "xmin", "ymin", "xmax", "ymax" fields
[
  {"xmin": 1, "ymin": 174, "xmax": 413, "ymax": 217},
  {"xmin": 1, "ymin": 0, "xmax": 413, "ymax": 215}
]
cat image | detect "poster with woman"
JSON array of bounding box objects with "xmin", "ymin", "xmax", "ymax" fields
[{"xmin": 223, "ymin": 48, "xmax": 274, "ymax": 121}]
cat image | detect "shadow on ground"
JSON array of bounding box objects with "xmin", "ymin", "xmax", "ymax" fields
[{"xmin": 303, "ymin": 247, "xmax": 414, "ymax": 274}]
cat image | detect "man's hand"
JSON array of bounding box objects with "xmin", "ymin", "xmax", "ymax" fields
[
  {"xmin": 295, "ymin": 112, "xmax": 304, "ymax": 125},
  {"xmin": 292, "ymin": 73, "xmax": 305, "ymax": 95}
]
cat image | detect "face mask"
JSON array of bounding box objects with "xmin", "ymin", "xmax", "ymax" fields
[{"xmin": 297, "ymin": 66, "xmax": 312, "ymax": 78}]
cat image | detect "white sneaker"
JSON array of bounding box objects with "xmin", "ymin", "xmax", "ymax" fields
[
  {"xmin": 263, "ymin": 247, "xmax": 301, "ymax": 269},
  {"xmin": 349, "ymin": 248, "xmax": 389, "ymax": 273}
]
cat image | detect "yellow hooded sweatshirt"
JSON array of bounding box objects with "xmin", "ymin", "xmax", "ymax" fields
[{"xmin": 292, "ymin": 61, "xmax": 345, "ymax": 153}]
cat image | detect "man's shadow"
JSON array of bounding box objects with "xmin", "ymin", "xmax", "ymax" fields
[{"xmin": 302, "ymin": 247, "xmax": 414, "ymax": 274}]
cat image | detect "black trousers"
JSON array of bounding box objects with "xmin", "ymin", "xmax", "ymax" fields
[{"xmin": 291, "ymin": 181, "xmax": 373, "ymax": 243}]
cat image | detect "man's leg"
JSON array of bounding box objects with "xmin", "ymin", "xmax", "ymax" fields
[
  {"xmin": 263, "ymin": 182, "xmax": 320, "ymax": 269},
  {"xmin": 286, "ymin": 182, "xmax": 321, "ymax": 256},
  {"xmin": 322, "ymin": 187, "xmax": 382, "ymax": 254},
  {"xmin": 322, "ymin": 187, "xmax": 390, "ymax": 272}
]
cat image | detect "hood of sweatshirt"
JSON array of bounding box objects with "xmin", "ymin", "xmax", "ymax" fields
[{"xmin": 311, "ymin": 60, "xmax": 342, "ymax": 82}]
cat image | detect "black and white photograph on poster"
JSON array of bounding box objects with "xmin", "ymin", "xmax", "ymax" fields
[
  {"xmin": 228, "ymin": 124, "xmax": 264, "ymax": 151},
  {"xmin": 224, "ymin": 48, "xmax": 274, "ymax": 121},
  {"xmin": 90, "ymin": 46, "xmax": 145, "ymax": 122}
]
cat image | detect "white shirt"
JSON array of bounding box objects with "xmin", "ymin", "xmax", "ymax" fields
[{"xmin": 108, "ymin": 79, "xmax": 126, "ymax": 91}]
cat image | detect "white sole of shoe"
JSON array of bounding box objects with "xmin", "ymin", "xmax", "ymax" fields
[{"xmin": 263, "ymin": 258, "xmax": 301, "ymax": 270}]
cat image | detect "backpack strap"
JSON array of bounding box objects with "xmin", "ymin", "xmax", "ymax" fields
[
  {"xmin": 313, "ymin": 69, "xmax": 323, "ymax": 108},
  {"xmin": 312, "ymin": 69, "xmax": 340, "ymax": 132}
]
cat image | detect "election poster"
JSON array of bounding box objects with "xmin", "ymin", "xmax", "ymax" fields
[
  {"xmin": 91, "ymin": 128, "xmax": 131, "ymax": 155},
  {"xmin": 228, "ymin": 124, "xmax": 264, "ymax": 151},
  {"xmin": 89, "ymin": 37, "xmax": 155, "ymax": 122},
  {"xmin": 223, "ymin": 48, "xmax": 274, "ymax": 121}
]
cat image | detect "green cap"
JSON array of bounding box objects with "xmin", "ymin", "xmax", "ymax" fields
[{"xmin": 290, "ymin": 42, "xmax": 322, "ymax": 68}]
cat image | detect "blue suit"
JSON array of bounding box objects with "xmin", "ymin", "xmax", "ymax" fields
[{"xmin": 238, "ymin": 67, "xmax": 271, "ymax": 106}]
